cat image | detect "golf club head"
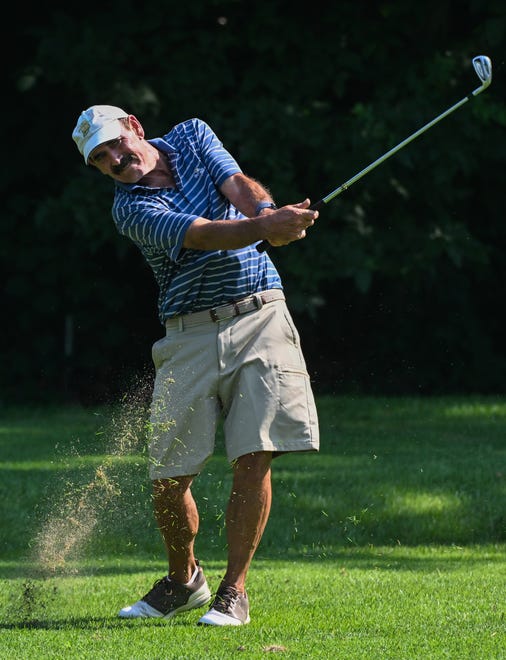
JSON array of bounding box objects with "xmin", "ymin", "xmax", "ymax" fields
[{"xmin": 473, "ymin": 55, "xmax": 492, "ymax": 89}]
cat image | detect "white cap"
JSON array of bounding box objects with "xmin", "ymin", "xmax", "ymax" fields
[{"xmin": 72, "ymin": 105, "xmax": 129, "ymax": 163}]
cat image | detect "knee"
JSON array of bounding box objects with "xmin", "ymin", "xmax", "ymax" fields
[
  {"xmin": 233, "ymin": 452, "xmax": 272, "ymax": 482},
  {"xmin": 153, "ymin": 476, "xmax": 193, "ymax": 503}
]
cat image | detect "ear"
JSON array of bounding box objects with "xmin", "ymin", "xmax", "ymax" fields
[{"xmin": 128, "ymin": 115, "xmax": 145, "ymax": 139}]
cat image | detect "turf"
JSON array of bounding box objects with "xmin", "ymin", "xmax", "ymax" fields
[{"xmin": 0, "ymin": 396, "xmax": 505, "ymax": 658}]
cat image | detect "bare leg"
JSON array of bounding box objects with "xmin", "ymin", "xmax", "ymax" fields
[
  {"xmin": 152, "ymin": 476, "xmax": 199, "ymax": 583},
  {"xmin": 221, "ymin": 451, "xmax": 272, "ymax": 593}
]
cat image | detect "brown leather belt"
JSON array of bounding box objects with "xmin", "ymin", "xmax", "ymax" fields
[{"xmin": 165, "ymin": 289, "xmax": 285, "ymax": 330}]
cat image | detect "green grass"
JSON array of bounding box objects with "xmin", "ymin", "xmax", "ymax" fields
[{"xmin": 0, "ymin": 396, "xmax": 505, "ymax": 659}]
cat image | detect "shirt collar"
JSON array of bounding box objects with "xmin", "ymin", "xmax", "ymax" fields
[{"xmin": 114, "ymin": 137, "xmax": 178, "ymax": 191}]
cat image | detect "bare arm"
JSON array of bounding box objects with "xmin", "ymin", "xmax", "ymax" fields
[
  {"xmin": 183, "ymin": 173, "xmax": 318, "ymax": 250},
  {"xmin": 220, "ymin": 172, "xmax": 275, "ymax": 217}
]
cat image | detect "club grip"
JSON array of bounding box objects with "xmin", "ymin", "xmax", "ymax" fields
[
  {"xmin": 255, "ymin": 199, "xmax": 323, "ymax": 253},
  {"xmin": 256, "ymin": 239, "xmax": 270, "ymax": 253}
]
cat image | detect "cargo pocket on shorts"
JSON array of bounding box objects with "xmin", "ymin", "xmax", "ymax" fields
[{"xmin": 276, "ymin": 366, "xmax": 312, "ymax": 432}]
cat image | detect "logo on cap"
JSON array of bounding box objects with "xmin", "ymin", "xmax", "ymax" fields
[{"xmin": 79, "ymin": 120, "xmax": 91, "ymax": 138}]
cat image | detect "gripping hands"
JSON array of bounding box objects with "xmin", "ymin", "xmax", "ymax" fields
[{"xmin": 256, "ymin": 199, "xmax": 318, "ymax": 252}]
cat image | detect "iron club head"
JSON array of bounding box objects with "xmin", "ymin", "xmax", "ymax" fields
[{"xmin": 472, "ymin": 55, "xmax": 492, "ymax": 90}]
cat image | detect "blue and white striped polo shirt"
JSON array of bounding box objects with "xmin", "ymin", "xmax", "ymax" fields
[{"xmin": 112, "ymin": 118, "xmax": 282, "ymax": 323}]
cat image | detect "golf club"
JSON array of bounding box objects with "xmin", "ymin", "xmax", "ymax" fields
[{"xmin": 256, "ymin": 55, "xmax": 492, "ymax": 253}]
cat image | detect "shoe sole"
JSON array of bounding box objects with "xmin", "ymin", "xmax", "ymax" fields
[{"xmin": 197, "ymin": 608, "xmax": 250, "ymax": 626}]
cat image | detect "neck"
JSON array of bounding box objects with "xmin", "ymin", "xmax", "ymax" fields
[{"xmin": 139, "ymin": 149, "xmax": 175, "ymax": 188}]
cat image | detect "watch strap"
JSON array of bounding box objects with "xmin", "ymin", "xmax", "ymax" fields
[{"xmin": 255, "ymin": 201, "xmax": 277, "ymax": 215}]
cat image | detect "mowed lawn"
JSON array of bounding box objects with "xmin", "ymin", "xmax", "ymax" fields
[{"xmin": 0, "ymin": 395, "xmax": 505, "ymax": 659}]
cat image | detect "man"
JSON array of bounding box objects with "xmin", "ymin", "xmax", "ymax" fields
[{"xmin": 72, "ymin": 105, "xmax": 320, "ymax": 626}]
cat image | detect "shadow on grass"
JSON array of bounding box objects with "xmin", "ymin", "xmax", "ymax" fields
[
  {"xmin": 1, "ymin": 543, "xmax": 505, "ymax": 581},
  {"xmin": 1, "ymin": 545, "xmax": 505, "ymax": 631},
  {"xmin": 0, "ymin": 615, "xmax": 195, "ymax": 631}
]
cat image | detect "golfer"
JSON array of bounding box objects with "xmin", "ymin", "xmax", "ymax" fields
[{"xmin": 72, "ymin": 105, "xmax": 320, "ymax": 626}]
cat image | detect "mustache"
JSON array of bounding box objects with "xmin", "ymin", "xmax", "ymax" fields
[{"xmin": 112, "ymin": 153, "xmax": 136, "ymax": 175}]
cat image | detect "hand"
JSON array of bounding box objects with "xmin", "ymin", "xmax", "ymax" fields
[{"xmin": 258, "ymin": 198, "xmax": 318, "ymax": 247}]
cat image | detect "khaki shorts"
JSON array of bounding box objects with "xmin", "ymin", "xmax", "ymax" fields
[{"xmin": 148, "ymin": 297, "xmax": 319, "ymax": 479}]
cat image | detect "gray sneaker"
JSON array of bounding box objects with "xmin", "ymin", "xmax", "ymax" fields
[
  {"xmin": 197, "ymin": 585, "xmax": 251, "ymax": 626},
  {"xmin": 119, "ymin": 562, "xmax": 211, "ymax": 619}
]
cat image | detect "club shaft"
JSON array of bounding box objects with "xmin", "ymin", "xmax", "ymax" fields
[
  {"xmin": 257, "ymin": 78, "xmax": 488, "ymax": 252},
  {"xmin": 321, "ymin": 95, "xmax": 472, "ymax": 205}
]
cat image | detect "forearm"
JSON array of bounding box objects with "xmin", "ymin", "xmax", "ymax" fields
[
  {"xmin": 220, "ymin": 173, "xmax": 275, "ymax": 217},
  {"xmin": 183, "ymin": 199, "xmax": 318, "ymax": 251},
  {"xmin": 183, "ymin": 216, "xmax": 267, "ymax": 250}
]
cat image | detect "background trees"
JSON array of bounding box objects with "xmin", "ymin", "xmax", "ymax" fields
[{"xmin": 3, "ymin": 1, "xmax": 505, "ymax": 402}]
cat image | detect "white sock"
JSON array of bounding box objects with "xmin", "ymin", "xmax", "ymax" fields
[
  {"xmin": 167, "ymin": 565, "xmax": 199, "ymax": 585},
  {"xmin": 183, "ymin": 566, "xmax": 199, "ymax": 586}
]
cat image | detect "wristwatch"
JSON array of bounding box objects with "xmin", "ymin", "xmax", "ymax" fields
[{"xmin": 255, "ymin": 201, "xmax": 277, "ymax": 215}]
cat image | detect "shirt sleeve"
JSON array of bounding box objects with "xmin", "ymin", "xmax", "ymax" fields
[
  {"xmin": 183, "ymin": 118, "xmax": 242, "ymax": 187},
  {"xmin": 113, "ymin": 193, "xmax": 197, "ymax": 262}
]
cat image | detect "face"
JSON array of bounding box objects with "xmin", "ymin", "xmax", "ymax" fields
[{"xmin": 88, "ymin": 116, "xmax": 156, "ymax": 183}]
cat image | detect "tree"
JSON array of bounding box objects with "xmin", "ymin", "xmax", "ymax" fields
[{"xmin": 3, "ymin": 1, "xmax": 505, "ymax": 401}]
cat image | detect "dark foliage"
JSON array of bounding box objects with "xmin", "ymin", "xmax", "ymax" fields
[{"xmin": 3, "ymin": 1, "xmax": 505, "ymax": 402}]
